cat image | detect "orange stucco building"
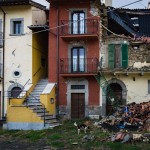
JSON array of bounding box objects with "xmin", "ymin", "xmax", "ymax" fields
[{"xmin": 48, "ymin": 0, "xmax": 100, "ymax": 119}]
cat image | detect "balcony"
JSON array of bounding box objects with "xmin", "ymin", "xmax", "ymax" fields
[
  {"xmin": 60, "ymin": 19, "xmax": 99, "ymax": 41},
  {"xmin": 59, "ymin": 58, "xmax": 99, "ymax": 77}
]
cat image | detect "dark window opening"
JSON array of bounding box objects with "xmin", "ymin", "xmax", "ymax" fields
[
  {"xmin": 131, "ymin": 17, "xmax": 139, "ymax": 31},
  {"xmin": 132, "ymin": 45, "xmax": 140, "ymax": 50},
  {"xmin": 71, "ymin": 85, "xmax": 85, "ymax": 89},
  {"xmin": 14, "ymin": 71, "xmax": 20, "ymax": 76},
  {"xmin": 11, "ymin": 87, "xmax": 22, "ymax": 98},
  {"xmin": 13, "ymin": 21, "xmax": 22, "ymax": 34}
]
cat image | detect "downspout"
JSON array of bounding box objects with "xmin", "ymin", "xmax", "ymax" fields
[
  {"xmin": 0, "ymin": 7, "xmax": 6, "ymax": 118},
  {"xmin": 56, "ymin": 6, "xmax": 60, "ymax": 115}
]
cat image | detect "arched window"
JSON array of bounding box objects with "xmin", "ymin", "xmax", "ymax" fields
[{"xmin": 11, "ymin": 87, "xmax": 22, "ymax": 98}]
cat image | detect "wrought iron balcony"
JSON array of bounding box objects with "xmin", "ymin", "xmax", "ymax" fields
[
  {"xmin": 60, "ymin": 19, "xmax": 99, "ymax": 38},
  {"xmin": 60, "ymin": 58, "xmax": 99, "ymax": 74}
]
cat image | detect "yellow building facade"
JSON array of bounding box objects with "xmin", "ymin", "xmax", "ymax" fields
[{"xmin": 0, "ymin": 1, "xmax": 57, "ymax": 130}]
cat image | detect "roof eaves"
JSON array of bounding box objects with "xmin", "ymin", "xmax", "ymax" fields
[{"xmin": 0, "ymin": 0, "xmax": 46, "ymax": 10}]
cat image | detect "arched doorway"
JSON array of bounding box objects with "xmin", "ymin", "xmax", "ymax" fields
[
  {"xmin": 101, "ymin": 78, "xmax": 127, "ymax": 116},
  {"xmin": 106, "ymin": 83, "xmax": 122, "ymax": 115}
]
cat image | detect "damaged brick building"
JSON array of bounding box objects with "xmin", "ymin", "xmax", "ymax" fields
[{"xmin": 99, "ymin": 6, "xmax": 150, "ymax": 116}]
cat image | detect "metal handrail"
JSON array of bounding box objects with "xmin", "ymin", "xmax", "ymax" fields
[
  {"xmin": 33, "ymin": 67, "xmax": 41, "ymax": 77},
  {"xmin": 60, "ymin": 57, "xmax": 99, "ymax": 74},
  {"xmin": 26, "ymin": 91, "xmax": 46, "ymax": 127},
  {"xmin": 60, "ymin": 19, "xmax": 99, "ymax": 35},
  {"xmin": 8, "ymin": 89, "xmax": 46, "ymax": 127},
  {"xmin": 21, "ymin": 78, "xmax": 30, "ymax": 91}
]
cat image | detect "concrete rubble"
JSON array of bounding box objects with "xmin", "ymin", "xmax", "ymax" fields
[{"xmin": 93, "ymin": 101, "xmax": 150, "ymax": 143}]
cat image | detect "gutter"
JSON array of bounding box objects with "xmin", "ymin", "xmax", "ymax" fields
[{"xmin": 0, "ymin": 7, "xmax": 6, "ymax": 118}]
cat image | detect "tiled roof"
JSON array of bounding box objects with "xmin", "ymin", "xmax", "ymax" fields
[{"xmin": 0, "ymin": 0, "xmax": 46, "ymax": 10}]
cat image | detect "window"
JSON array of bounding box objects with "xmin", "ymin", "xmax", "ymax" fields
[
  {"xmin": 132, "ymin": 44, "xmax": 140, "ymax": 50},
  {"xmin": 12, "ymin": 70, "xmax": 21, "ymax": 78},
  {"xmin": 71, "ymin": 47, "xmax": 85, "ymax": 72},
  {"xmin": 148, "ymin": 80, "xmax": 150, "ymax": 94},
  {"xmin": 108, "ymin": 44, "xmax": 128, "ymax": 69},
  {"xmin": 0, "ymin": 19, "xmax": 2, "ymax": 47},
  {"xmin": 10, "ymin": 18, "xmax": 24, "ymax": 35},
  {"xmin": 71, "ymin": 85, "xmax": 85, "ymax": 89},
  {"xmin": 11, "ymin": 87, "xmax": 22, "ymax": 98},
  {"xmin": 131, "ymin": 17, "xmax": 139, "ymax": 31},
  {"xmin": 71, "ymin": 11, "xmax": 85, "ymax": 34},
  {"xmin": 131, "ymin": 17, "xmax": 139, "ymax": 27}
]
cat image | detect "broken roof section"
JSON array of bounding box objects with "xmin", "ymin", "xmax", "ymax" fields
[
  {"xmin": 0, "ymin": 0, "xmax": 46, "ymax": 10},
  {"xmin": 108, "ymin": 7, "xmax": 150, "ymax": 38}
]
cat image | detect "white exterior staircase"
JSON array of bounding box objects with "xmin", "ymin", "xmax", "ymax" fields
[{"xmin": 25, "ymin": 79, "xmax": 59, "ymax": 128}]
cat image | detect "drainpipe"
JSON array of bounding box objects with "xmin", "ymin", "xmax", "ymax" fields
[
  {"xmin": 0, "ymin": 7, "xmax": 6, "ymax": 118},
  {"xmin": 56, "ymin": 6, "xmax": 60, "ymax": 116}
]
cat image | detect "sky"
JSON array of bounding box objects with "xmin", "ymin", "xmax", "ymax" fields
[
  {"xmin": 113, "ymin": 0, "xmax": 149, "ymax": 9},
  {"xmin": 33, "ymin": 0, "xmax": 149, "ymax": 9}
]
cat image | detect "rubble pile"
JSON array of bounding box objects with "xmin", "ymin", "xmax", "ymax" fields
[
  {"xmin": 95, "ymin": 101, "xmax": 150, "ymax": 143},
  {"xmin": 99, "ymin": 101, "xmax": 150, "ymax": 131}
]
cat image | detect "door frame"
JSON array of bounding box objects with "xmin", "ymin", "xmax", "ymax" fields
[
  {"xmin": 106, "ymin": 83, "xmax": 122, "ymax": 115},
  {"xmin": 102, "ymin": 78, "xmax": 127, "ymax": 116},
  {"xmin": 71, "ymin": 93, "xmax": 85, "ymax": 119},
  {"xmin": 67, "ymin": 79, "xmax": 88, "ymax": 118}
]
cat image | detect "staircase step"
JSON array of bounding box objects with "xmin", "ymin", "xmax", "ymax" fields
[
  {"xmin": 33, "ymin": 109, "xmax": 48, "ymax": 113},
  {"xmin": 48, "ymin": 123, "xmax": 61, "ymax": 129},
  {"xmin": 27, "ymin": 97, "xmax": 40, "ymax": 100},
  {"xmin": 41, "ymin": 115, "xmax": 55, "ymax": 120},
  {"xmin": 25, "ymin": 79, "xmax": 58, "ymax": 127},
  {"xmin": 27, "ymin": 103, "xmax": 42, "ymax": 106},
  {"xmin": 29, "ymin": 106, "xmax": 45, "ymax": 109}
]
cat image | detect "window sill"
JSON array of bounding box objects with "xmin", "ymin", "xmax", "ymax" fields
[{"xmin": 9, "ymin": 33, "xmax": 25, "ymax": 36}]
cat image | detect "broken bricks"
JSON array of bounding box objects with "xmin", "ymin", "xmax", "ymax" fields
[{"xmin": 97, "ymin": 101, "xmax": 150, "ymax": 143}]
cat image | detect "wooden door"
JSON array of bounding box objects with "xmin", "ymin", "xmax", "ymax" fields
[{"xmin": 71, "ymin": 93, "xmax": 85, "ymax": 119}]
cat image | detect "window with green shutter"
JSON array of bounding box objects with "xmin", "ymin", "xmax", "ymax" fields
[
  {"xmin": 122, "ymin": 44, "xmax": 128, "ymax": 68},
  {"xmin": 108, "ymin": 43, "xmax": 128, "ymax": 69},
  {"xmin": 108, "ymin": 44, "xmax": 115, "ymax": 69}
]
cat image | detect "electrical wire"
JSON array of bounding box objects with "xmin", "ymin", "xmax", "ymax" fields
[{"xmin": 0, "ymin": 0, "xmax": 143, "ymax": 41}]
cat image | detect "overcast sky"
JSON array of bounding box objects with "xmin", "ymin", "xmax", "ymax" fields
[
  {"xmin": 33, "ymin": 0, "xmax": 149, "ymax": 9},
  {"xmin": 113, "ymin": 0, "xmax": 149, "ymax": 9}
]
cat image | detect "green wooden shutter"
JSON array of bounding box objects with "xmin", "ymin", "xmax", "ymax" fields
[
  {"xmin": 108, "ymin": 44, "xmax": 115, "ymax": 69},
  {"xmin": 122, "ymin": 44, "xmax": 128, "ymax": 68}
]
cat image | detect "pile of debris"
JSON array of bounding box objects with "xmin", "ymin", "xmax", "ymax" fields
[
  {"xmin": 99, "ymin": 101, "xmax": 150, "ymax": 131},
  {"xmin": 94, "ymin": 101, "xmax": 150, "ymax": 143}
]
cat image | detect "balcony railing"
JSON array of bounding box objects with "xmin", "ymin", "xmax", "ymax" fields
[
  {"xmin": 60, "ymin": 58, "xmax": 99, "ymax": 74},
  {"xmin": 60, "ymin": 19, "xmax": 99, "ymax": 35}
]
